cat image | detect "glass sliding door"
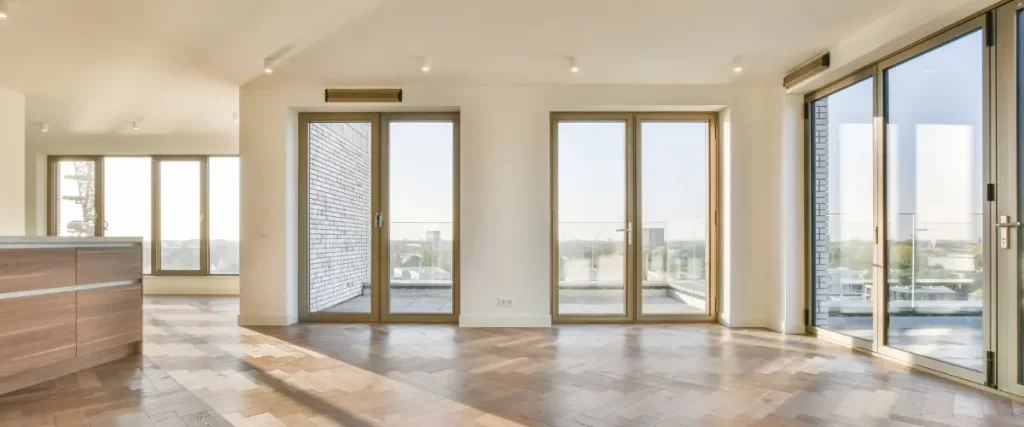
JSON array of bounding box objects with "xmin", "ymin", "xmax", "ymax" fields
[
  {"xmin": 50, "ymin": 157, "xmax": 101, "ymax": 237},
  {"xmin": 878, "ymin": 17, "xmax": 989, "ymax": 382},
  {"xmin": 806, "ymin": 76, "xmax": 877, "ymax": 345},
  {"xmin": 382, "ymin": 114, "xmax": 458, "ymax": 321},
  {"xmin": 636, "ymin": 115, "xmax": 716, "ymax": 319},
  {"xmin": 552, "ymin": 113, "xmax": 718, "ymax": 323},
  {"xmin": 299, "ymin": 112, "xmax": 459, "ymax": 323}
]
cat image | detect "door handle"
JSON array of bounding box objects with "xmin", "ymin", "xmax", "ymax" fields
[
  {"xmin": 998, "ymin": 215, "xmax": 1019, "ymax": 249},
  {"xmin": 615, "ymin": 222, "xmax": 633, "ymax": 245}
]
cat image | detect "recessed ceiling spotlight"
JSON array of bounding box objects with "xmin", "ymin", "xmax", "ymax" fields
[
  {"xmin": 0, "ymin": 0, "xmax": 9, "ymax": 20},
  {"xmin": 569, "ymin": 57, "xmax": 579, "ymax": 73},
  {"xmin": 263, "ymin": 58, "xmax": 275, "ymax": 74},
  {"xmin": 40, "ymin": 123, "xmax": 49, "ymax": 133},
  {"xmin": 421, "ymin": 57, "xmax": 431, "ymax": 73},
  {"xmin": 732, "ymin": 56, "xmax": 744, "ymax": 74}
]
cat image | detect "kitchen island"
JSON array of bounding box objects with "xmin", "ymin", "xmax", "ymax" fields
[{"xmin": 0, "ymin": 237, "xmax": 143, "ymax": 395}]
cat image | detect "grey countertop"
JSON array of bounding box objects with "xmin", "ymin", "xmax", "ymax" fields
[{"xmin": 0, "ymin": 236, "xmax": 143, "ymax": 245}]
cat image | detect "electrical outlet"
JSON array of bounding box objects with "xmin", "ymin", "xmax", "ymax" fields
[{"xmin": 497, "ymin": 297, "xmax": 513, "ymax": 307}]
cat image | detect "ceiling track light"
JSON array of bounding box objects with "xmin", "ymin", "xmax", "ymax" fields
[
  {"xmin": 263, "ymin": 58, "xmax": 275, "ymax": 74},
  {"xmin": 569, "ymin": 57, "xmax": 579, "ymax": 73},
  {"xmin": 420, "ymin": 57, "xmax": 431, "ymax": 73},
  {"xmin": 132, "ymin": 121, "xmax": 139, "ymax": 131},
  {"xmin": 0, "ymin": 0, "xmax": 9, "ymax": 20},
  {"xmin": 233, "ymin": 112, "xmax": 239, "ymax": 123},
  {"xmin": 40, "ymin": 123, "xmax": 49, "ymax": 133},
  {"xmin": 732, "ymin": 56, "xmax": 744, "ymax": 74}
]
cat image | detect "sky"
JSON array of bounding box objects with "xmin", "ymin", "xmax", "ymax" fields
[{"xmin": 557, "ymin": 121, "xmax": 708, "ymax": 242}]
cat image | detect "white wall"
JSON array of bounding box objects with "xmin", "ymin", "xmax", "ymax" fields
[
  {"xmin": 143, "ymin": 276, "xmax": 240, "ymax": 295},
  {"xmin": 0, "ymin": 88, "xmax": 26, "ymax": 235},
  {"xmin": 239, "ymin": 82, "xmax": 785, "ymax": 327}
]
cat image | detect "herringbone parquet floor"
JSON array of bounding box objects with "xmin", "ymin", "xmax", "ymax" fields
[{"xmin": 1, "ymin": 296, "xmax": 1022, "ymax": 427}]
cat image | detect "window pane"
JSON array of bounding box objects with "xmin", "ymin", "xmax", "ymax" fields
[
  {"xmin": 885, "ymin": 30, "xmax": 984, "ymax": 371},
  {"xmin": 159, "ymin": 160, "xmax": 202, "ymax": 271},
  {"xmin": 54, "ymin": 160, "xmax": 97, "ymax": 237},
  {"xmin": 209, "ymin": 157, "xmax": 240, "ymax": 275},
  {"xmin": 639, "ymin": 121, "xmax": 709, "ymax": 315},
  {"xmin": 388, "ymin": 121, "xmax": 455, "ymax": 314},
  {"xmin": 103, "ymin": 157, "xmax": 152, "ymax": 274},
  {"xmin": 557, "ymin": 122, "xmax": 627, "ymax": 315},
  {"xmin": 810, "ymin": 78, "xmax": 875, "ymax": 341},
  {"xmin": 307, "ymin": 122, "xmax": 373, "ymax": 314}
]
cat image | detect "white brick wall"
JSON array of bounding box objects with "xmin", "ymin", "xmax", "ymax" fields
[
  {"xmin": 812, "ymin": 101, "xmax": 830, "ymax": 326},
  {"xmin": 308, "ymin": 122, "xmax": 372, "ymax": 312}
]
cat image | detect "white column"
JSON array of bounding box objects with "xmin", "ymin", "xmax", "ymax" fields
[
  {"xmin": 238, "ymin": 87, "xmax": 299, "ymax": 326},
  {"xmin": 0, "ymin": 88, "xmax": 25, "ymax": 235},
  {"xmin": 777, "ymin": 92, "xmax": 807, "ymax": 333}
]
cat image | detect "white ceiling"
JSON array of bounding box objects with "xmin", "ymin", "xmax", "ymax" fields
[
  {"xmin": 0, "ymin": 0, "xmax": 909, "ymax": 137},
  {"xmin": 267, "ymin": 0, "xmax": 906, "ymax": 86}
]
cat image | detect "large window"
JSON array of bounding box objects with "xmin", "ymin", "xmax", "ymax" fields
[
  {"xmin": 209, "ymin": 157, "xmax": 240, "ymax": 275},
  {"xmin": 809, "ymin": 77, "xmax": 876, "ymax": 342},
  {"xmin": 49, "ymin": 155, "xmax": 239, "ymax": 276},
  {"xmin": 103, "ymin": 157, "xmax": 153, "ymax": 274},
  {"xmin": 51, "ymin": 158, "xmax": 98, "ymax": 237},
  {"xmin": 156, "ymin": 159, "xmax": 204, "ymax": 273}
]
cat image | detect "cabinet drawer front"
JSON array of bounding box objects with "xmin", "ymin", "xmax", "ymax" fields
[
  {"xmin": 77, "ymin": 284, "xmax": 143, "ymax": 356},
  {"xmin": 0, "ymin": 248, "xmax": 76, "ymax": 294},
  {"xmin": 77, "ymin": 247, "xmax": 142, "ymax": 285},
  {"xmin": 0, "ymin": 293, "xmax": 77, "ymax": 377}
]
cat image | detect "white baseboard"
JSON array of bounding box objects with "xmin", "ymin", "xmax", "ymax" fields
[
  {"xmin": 143, "ymin": 275, "xmax": 240, "ymax": 295},
  {"xmin": 770, "ymin": 321, "xmax": 807, "ymax": 335},
  {"xmin": 237, "ymin": 313, "xmax": 297, "ymax": 326},
  {"xmin": 459, "ymin": 314, "xmax": 552, "ymax": 327}
]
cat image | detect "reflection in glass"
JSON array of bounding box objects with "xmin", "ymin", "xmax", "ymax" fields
[
  {"xmin": 159, "ymin": 160, "xmax": 202, "ymax": 271},
  {"xmin": 104, "ymin": 157, "xmax": 152, "ymax": 274},
  {"xmin": 209, "ymin": 157, "xmax": 240, "ymax": 275},
  {"xmin": 640, "ymin": 122, "xmax": 708, "ymax": 315},
  {"xmin": 54, "ymin": 160, "xmax": 97, "ymax": 237},
  {"xmin": 885, "ymin": 30, "xmax": 984, "ymax": 371},
  {"xmin": 557, "ymin": 122, "xmax": 627, "ymax": 315},
  {"xmin": 388, "ymin": 121, "xmax": 455, "ymax": 314},
  {"xmin": 810, "ymin": 78, "xmax": 876, "ymax": 341},
  {"xmin": 307, "ymin": 122, "xmax": 373, "ymax": 314}
]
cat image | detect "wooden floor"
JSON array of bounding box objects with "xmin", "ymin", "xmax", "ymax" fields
[{"xmin": 1, "ymin": 297, "xmax": 1022, "ymax": 427}]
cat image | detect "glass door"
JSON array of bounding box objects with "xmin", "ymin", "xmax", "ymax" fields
[
  {"xmin": 996, "ymin": 1, "xmax": 1024, "ymax": 397},
  {"xmin": 552, "ymin": 114, "xmax": 633, "ymax": 322},
  {"xmin": 635, "ymin": 114, "xmax": 717, "ymax": 322},
  {"xmin": 877, "ymin": 16, "xmax": 990, "ymax": 383},
  {"xmin": 381, "ymin": 113, "xmax": 459, "ymax": 323},
  {"xmin": 299, "ymin": 112, "xmax": 459, "ymax": 323},
  {"xmin": 299, "ymin": 113, "xmax": 381, "ymax": 322},
  {"xmin": 551, "ymin": 113, "xmax": 718, "ymax": 323}
]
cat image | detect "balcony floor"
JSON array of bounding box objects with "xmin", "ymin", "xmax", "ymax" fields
[{"xmin": 319, "ymin": 290, "xmax": 704, "ymax": 315}]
